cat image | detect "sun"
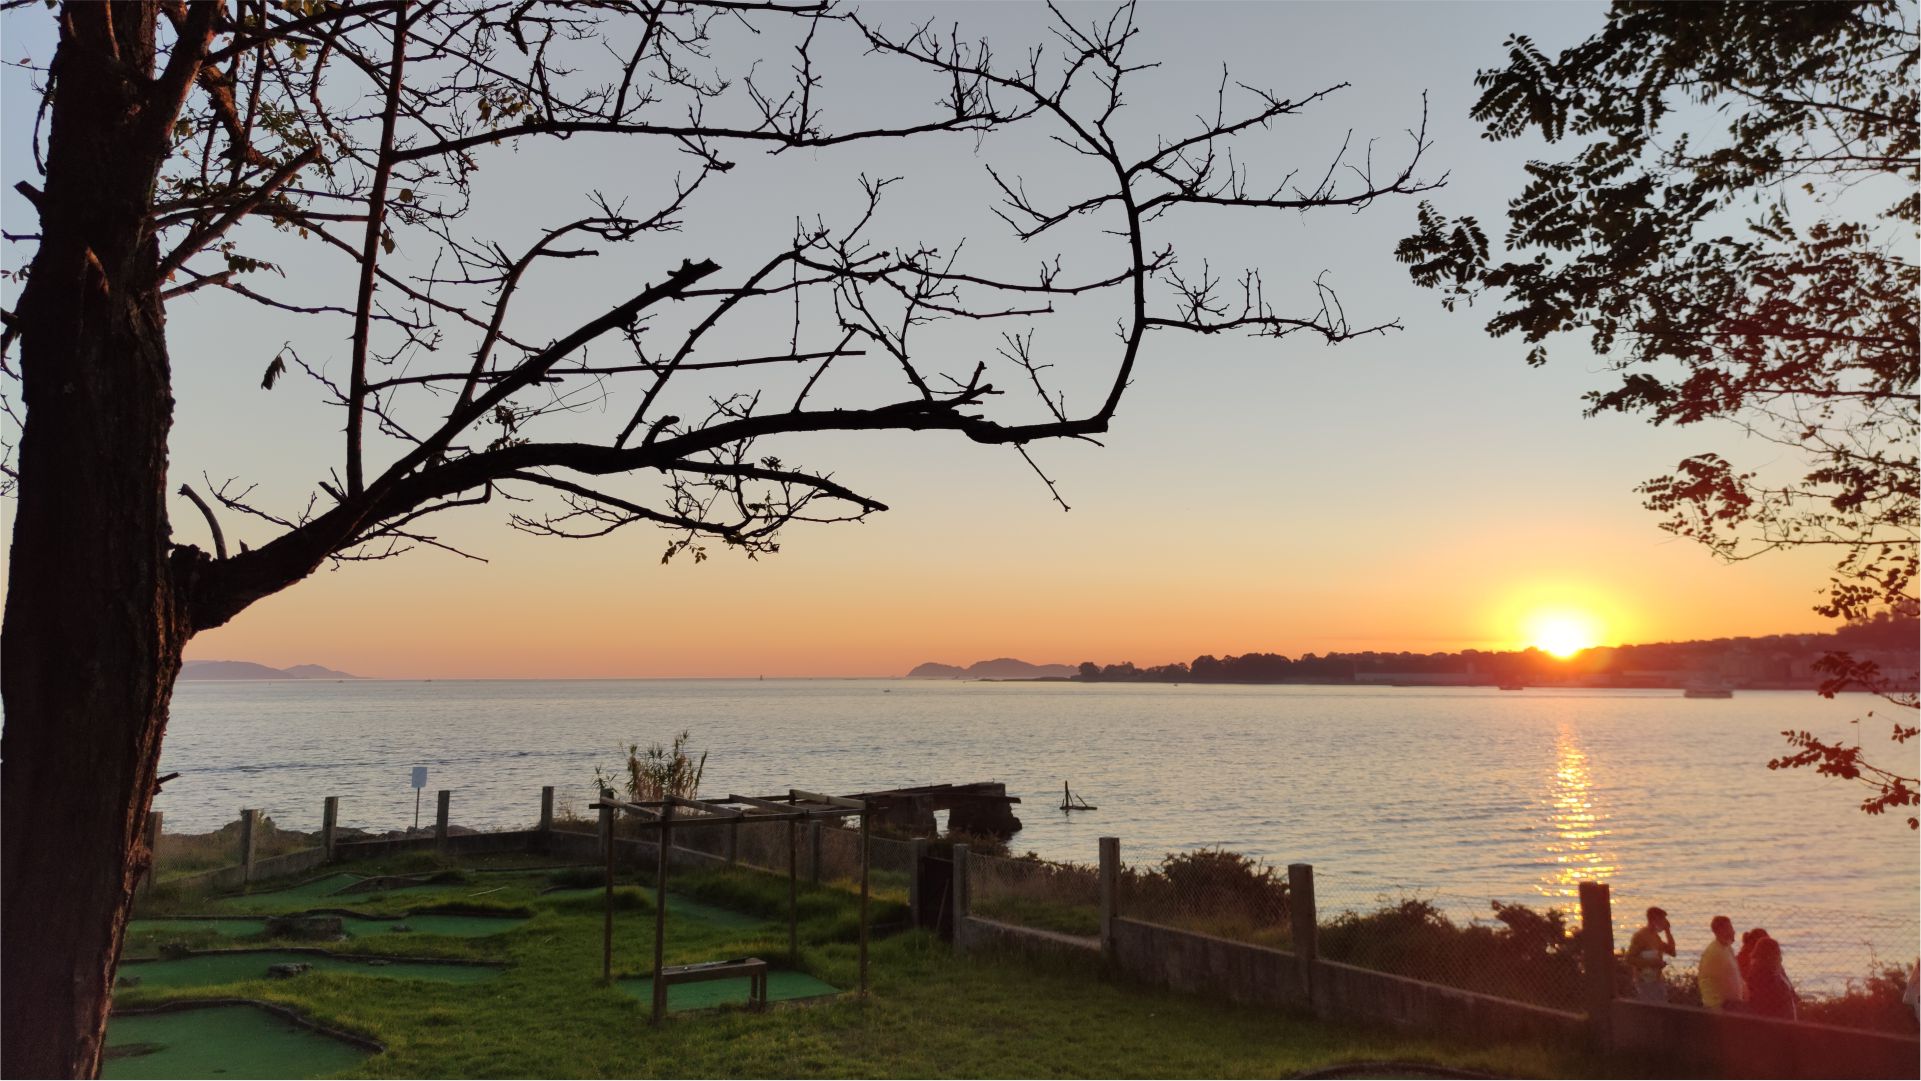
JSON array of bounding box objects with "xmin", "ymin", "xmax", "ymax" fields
[{"xmin": 1526, "ymin": 612, "xmax": 1602, "ymax": 658}]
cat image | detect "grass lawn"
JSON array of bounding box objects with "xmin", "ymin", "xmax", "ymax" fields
[{"xmin": 117, "ymin": 854, "xmax": 1610, "ymax": 1078}]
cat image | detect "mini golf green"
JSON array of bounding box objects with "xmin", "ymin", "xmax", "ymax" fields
[
  {"xmin": 127, "ymin": 912, "xmax": 527, "ymax": 939},
  {"xmin": 120, "ymin": 950, "xmax": 502, "ymax": 988},
  {"xmin": 103, "ymin": 1004, "xmax": 371, "ymax": 1080},
  {"xmin": 616, "ymin": 969, "xmax": 839, "ymax": 1012},
  {"xmin": 543, "ymin": 889, "xmax": 769, "ymax": 931}
]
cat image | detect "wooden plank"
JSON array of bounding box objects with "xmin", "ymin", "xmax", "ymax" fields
[{"xmin": 790, "ymin": 788, "xmax": 866, "ymax": 811}]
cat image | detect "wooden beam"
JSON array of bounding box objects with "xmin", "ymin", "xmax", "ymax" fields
[{"xmin": 790, "ymin": 789, "xmax": 866, "ymax": 811}]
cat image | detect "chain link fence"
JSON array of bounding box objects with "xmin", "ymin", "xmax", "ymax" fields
[
  {"xmin": 1117, "ymin": 849, "xmax": 1292, "ymax": 950},
  {"xmin": 969, "ymin": 851, "xmax": 1102, "ymax": 937},
  {"xmin": 1310, "ymin": 875, "xmax": 1586, "ymax": 1010}
]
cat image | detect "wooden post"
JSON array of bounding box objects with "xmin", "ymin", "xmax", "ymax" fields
[
  {"xmin": 1579, "ymin": 881, "xmax": 1615, "ymax": 1050},
  {"xmin": 321, "ymin": 797, "xmax": 338, "ymax": 862},
  {"xmin": 600, "ymin": 790, "xmax": 615, "ymax": 985},
  {"xmin": 539, "ymin": 786, "xmax": 555, "ymax": 833},
  {"xmin": 808, "ymin": 819, "xmax": 822, "ymax": 884},
  {"xmin": 908, "ymin": 837, "xmax": 927, "ymax": 927},
  {"xmin": 1098, "ymin": 837, "xmax": 1119, "ymax": 960},
  {"xmin": 787, "ymin": 818, "xmax": 799, "ymax": 961},
  {"xmin": 858, "ymin": 805, "xmax": 871, "ymax": 999},
  {"xmin": 141, "ymin": 811, "xmax": 163, "ymax": 896},
  {"xmin": 651, "ymin": 802, "xmax": 674, "ymax": 1026},
  {"xmin": 1289, "ymin": 863, "xmax": 1317, "ymax": 1007},
  {"xmin": 951, "ymin": 843, "xmax": 970, "ymax": 924},
  {"xmin": 434, "ymin": 790, "xmax": 451, "ymax": 851},
  {"xmin": 238, "ymin": 808, "xmax": 258, "ymax": 884},
  {"xmin": 725, "ymin": 818, "xmax": 739, "ymax": 867}
]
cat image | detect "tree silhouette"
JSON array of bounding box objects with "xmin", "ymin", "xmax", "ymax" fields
[
  {"xmin": 0, "ymin": 2, "xmax": 1444, "ymax": 1072},
  {"xmin": 1397, "ymin": 0, "xmax": 1917, "ymax": 827}
]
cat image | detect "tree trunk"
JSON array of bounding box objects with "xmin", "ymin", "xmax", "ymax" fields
[{"xmin": 1, "ymin": 5, "xmax": 201, "ymax": 1076}]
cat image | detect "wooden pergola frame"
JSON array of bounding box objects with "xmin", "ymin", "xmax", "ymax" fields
[{"xmin": 589, "ymin": 789, "xmax": 872, "ymax": 1024}]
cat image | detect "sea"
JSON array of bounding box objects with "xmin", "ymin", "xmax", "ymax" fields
[{"xmin": 155, "ymin": 678, "xmax": 1919, "ymax": 990}]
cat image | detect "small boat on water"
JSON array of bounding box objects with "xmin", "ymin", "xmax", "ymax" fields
[
  {"xmin": 1498, "ymin": 684, "xmax": 1525, "ymax": 691},
  {"xmin": 1683, "ymin": 685, "xmax": 1734, "ymax": 699},
  {"xmin": 1059, "ymin": 781, "xmax": 1096, "ymax": 812}
]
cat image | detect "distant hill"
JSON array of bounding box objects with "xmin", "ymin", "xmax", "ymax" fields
[
  {"xmin": 181, "ymin": 660, "xmax": 361, "ymax": 680},
  {"xmin": 906, "ymin": 658, "xmax": 1077, "ymax": 680}
]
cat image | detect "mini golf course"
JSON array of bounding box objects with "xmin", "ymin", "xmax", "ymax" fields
[
  {"xmin": 129, "ymin": 912, "xmax": 528, "ymax": 939},
  {"xmin": 102, "ymin": 1004, "xmax": 373, "ymax": 1080},
  {"xmin": 120, "ymin": 950, "xmax": 504, "ymax": 988}
]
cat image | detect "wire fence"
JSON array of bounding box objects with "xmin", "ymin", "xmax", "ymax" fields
[
  {"xmin": 1118, "ymin": 849, "xmax": 1293, "ymax": 951},
  {"xmin": 970, "ymin": 852, "xmax": 1102, "ymax": 937},
  {"xmin": 1310, "ymin": 876, "xmax": 1586, "ymax": 1010}
]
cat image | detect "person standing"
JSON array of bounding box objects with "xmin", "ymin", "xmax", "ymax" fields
[
  {"xmin": 1626, "ymin": 906, "xmax": 1676, "ymax": 1003},
  {"xmin": 1699, "ymin": 915, "xmax": 1749, "ymax": 1010},
  {"xmin": 1746, "ymin": 936, "xmax": 1797, "ymax": 1020}
]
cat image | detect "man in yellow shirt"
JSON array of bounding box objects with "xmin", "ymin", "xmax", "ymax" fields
[
  {"xmin": 1625, "ymin": 906, "xmax": 1675, "ymax": 1002},
  {"xmin": 1698, "ymin": 915, "xmax": 1748, "ymax": 1010}
]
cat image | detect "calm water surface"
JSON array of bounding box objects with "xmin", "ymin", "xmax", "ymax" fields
[{"xmin": 158, "ymin": 679, "xmax": 1918, "ymax": 984}]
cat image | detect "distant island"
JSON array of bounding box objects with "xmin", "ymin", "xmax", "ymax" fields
[
  {"xmin": 180, "ymin": 660, "xmax": 361, "ymax": 681},
  {"xmin": 1060, "ymin": 615, "xmax": 1918, "ymax": 693},
  {"xmin": 907, "ymin": 658, "xmax": 1078, "ymax": 680}
]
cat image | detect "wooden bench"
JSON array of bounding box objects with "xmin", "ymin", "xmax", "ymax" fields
[{"xmin": 657, "ymin": 957, "xmax": 768, "ymax": 1010}]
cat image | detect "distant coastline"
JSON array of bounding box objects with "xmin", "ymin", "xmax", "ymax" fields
[
  {"xmin": 179, "ymin": 660, "xmax": 361, "ymax": 681},
  {"xmin": 909, "ymin": 618, "xmax": 1919, "ymax": 694}
]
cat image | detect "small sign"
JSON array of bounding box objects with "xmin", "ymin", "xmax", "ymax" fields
[{"xmin": 411, "ymin": 766, "xmax": 428, "ymax": 789}]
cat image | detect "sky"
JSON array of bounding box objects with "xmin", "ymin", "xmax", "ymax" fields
[{"xmin": 0, "ymin": 2, "xmax": 1848, "ymax": 678}]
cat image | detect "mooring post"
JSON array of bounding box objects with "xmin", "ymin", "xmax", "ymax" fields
[
  {"xmin": 786, "ymin": 818, "xmax": 799, "ymax": 962},
  {"xmin": 651, "ymin": 801, "xmax": 674, "ymax": 1026},
  {"xmin": 539, "ymin": 786, "xmax": 555, "ymax": 833},
  {"xmin": 238, "ymin": 808, "xmax": 258, "ymax": 884},
  {"xmin": 321, "ymin": 797, "xmax": 338, "ymax": 862},
  {"xmin": 600, "ymin": 789, "xmax": 615, "ymax": 984},
  {"xmin": 858, "ymin": 804, "xmax": 871, "ymax": 999},
  {"xmin": 141, "ymin": 811, "xmax": 163, "ymax": 896},
  {"xmin": 1098, "ymin": 837, "xmax": 1119, "ymax": 961},
  {"xmin": 1579, "ymin": 881, "xmax": 1615, "ymax": 1051},
  {"xmin": 808, "ymin": 819, "xmax": 822, "ymax": 884},
  {"xmin": 435, "ymin": 790, "xmax": 451, "ymax": 851},
  {"xmin": 908, "ymin": 837, "xmax": 927, "ymax": 927},
  {"xmin": 1288, "ymin": 863, "xmax": 1317, "ymax": 1007}
]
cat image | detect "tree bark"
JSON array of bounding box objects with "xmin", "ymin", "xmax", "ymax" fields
[{"xmin": 2, "ymin": 4, "xmax": 204, "ymax": 1076}]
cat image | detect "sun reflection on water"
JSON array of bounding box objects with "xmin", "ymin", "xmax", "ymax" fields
[{"xmin": 1538, "ymin": 723, "xmax": 1615, "ymax": 907}]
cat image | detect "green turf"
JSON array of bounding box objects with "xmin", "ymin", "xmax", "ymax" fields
[
  {"xmin": 129, "ymin": 918, "xmax": 266, "ymax": 938},
  {"xmin": 616, "ymin": 968, "xmax": 840, "ymax": 1012},
  {"xmin": 119, "ymin": 950, "xmax": 502, "ymax": 988},
  {"xmin": 102, "ymin": 1004, "xmax": 370, "ymax": 1080},
  {"xmin": 543, "ymin": 888, "xmax": 771, "ymax": 931},
  {"xmin": 127, "ymin": 913, "xmax": 525, "ymax": 941}
]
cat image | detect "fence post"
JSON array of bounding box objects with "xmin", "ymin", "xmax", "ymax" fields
[
  {"xmin": 539, "ymin": 786, "xmax": 555, "ymax": 833},
  {"xmin": 808, "ymin": 819, "xmax": 823, "ymax": 885},
  {"xmin": 951, "ymin": 843, "xmax": 970, "ymax": 933},
  {"xmin": 435, "ymin": 790, "xmax": 451, "ymax": 851},
  {"xmin": 141, "ymin": 811, "xmax": 163, "ymax": 896},
  {"xmin": 1288, "ymin": 863, "xmax": 1317, "ymax": 1007},
  {"xmin": 321, "ymin": 797, "xmax": 338, "ymax": 861},
  {"xmin": 1579, "ymin": 880, "xmax": 1615, "ymax": 1050},
  {"xmin": 1098, "ymin": 837, "xmax": 1119, "ymax": 961},
  {"xmin": 908, "ymin": 837, "xmax": 927, "ymax": 926},
  {"xmin": 725, "ymin": 818, "xmax": 740, "ymax": 867},
  {"xmin": 238, "ymin": 809, "xmax": 258, "ymax": 884},
  {"xmin": 597, "ymin": 787, "xmax": 613, "ymax": 850}
]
